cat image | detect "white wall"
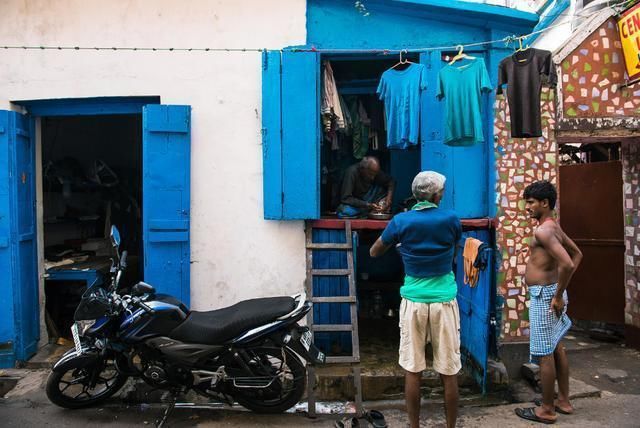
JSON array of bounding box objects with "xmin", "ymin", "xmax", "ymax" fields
[{"xmin": 0, "ymin": 0, "xmax": 308, "ymax": 310}]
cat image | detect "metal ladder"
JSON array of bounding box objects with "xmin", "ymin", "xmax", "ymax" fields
[{"xmin": 305, "ymin": 220, "xmax": 363, "ymax": 417}]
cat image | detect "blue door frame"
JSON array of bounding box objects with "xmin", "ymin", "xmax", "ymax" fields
[{"xmin": 0, "ymin": 97, "xmax": 190, "ymax": 368}]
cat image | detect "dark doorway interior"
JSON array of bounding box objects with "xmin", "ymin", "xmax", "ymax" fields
[{"xmin": 41, "ymin": 114, "xmax": 142, "ymax": 341}]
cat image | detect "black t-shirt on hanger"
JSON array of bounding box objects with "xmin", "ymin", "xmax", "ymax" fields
[{"xmin": 497, "ymin": 48, "xmax": 557, "ymax": 138}]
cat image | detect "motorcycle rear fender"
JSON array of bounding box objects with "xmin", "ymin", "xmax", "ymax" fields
[
  {"xmin": 52, "ymin": 347, "xmax": 102, "ymax": 373},
  {"xmin": 275, "ymin": 325, "xmax": 326, "ymax": 365}
]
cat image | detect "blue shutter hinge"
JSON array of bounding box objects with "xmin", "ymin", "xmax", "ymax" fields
[
  {"xmin": 262, "ymin": 50, "xmax": 268, "ymax": 70},
  {"xmin": 281, "ymin": 192, "xmax": 285, "ymax": 205}
]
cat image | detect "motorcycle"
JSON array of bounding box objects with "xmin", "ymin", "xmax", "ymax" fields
[{"xmin": 46, "ymin": 225, "xmax": 325, "ymax": 415}]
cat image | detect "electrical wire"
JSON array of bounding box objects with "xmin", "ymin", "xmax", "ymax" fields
[{"xmin": 0, "ymin": 1, "xmax": 627, "ymax": 54}]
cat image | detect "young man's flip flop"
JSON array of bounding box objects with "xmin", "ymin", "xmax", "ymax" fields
[{"xmin": 515, "ymin": 407, "xmax": 557, "ymax": 424}]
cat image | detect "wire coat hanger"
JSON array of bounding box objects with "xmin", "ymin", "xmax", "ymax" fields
[
  {"xmin": 514, "ymin": 35, "xmax": 531, "ymax": 62},
  {"xmin": 449, "ymin": 44, "xmax": 476, "ymax": 65},
  {"xmin": 391, "ymin": 49, "xmax": 413, "ymax": 69}
]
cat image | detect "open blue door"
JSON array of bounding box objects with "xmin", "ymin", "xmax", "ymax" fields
[
  {"xmin": 261, "ymin": 50, "xmax": 321, "ymax": 219},
  {"xmin": 455, "ymin": 230, "xmax": 493, "ymax": 393},
  {"xmin": 142, "ymin": 105, "xmax": 191, "ymax": 306},
  {"xmin": 0, "ymin": 110, "xmax": 39, "ymax": 366}
]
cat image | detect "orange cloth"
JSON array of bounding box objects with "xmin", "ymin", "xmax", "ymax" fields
[{"xmin": 463, "ymin": 237, "xmax": 483, "ymax": 287}]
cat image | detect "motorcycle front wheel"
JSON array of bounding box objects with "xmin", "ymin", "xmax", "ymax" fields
[
  {"xmin": 233, "ymin": 346, "xmax": 306, "ymax": 414},
  {"xmin": 46, "ymin": 357, "xmax": 128, "ymax": 409}
]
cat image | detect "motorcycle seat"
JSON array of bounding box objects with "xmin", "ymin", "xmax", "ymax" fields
[{"xmin": 168, "ymin": 296, "xmax": 297, "ymax": 345}]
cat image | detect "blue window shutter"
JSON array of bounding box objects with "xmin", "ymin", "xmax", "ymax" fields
[
  {"xmin": 261, "ymin": 50, "xmax": 320, "ymax": 220},
  {"xmin": 282, "ymin": 51, "xmax": 321, "ymax": 219},
  {"xmin": 0, "ymin": 110, "xmax": 38, "ymax": 365},
  {"xmin": 142, "ymin": 105, "xmax": 191, "ymax": 306},
  {"xmin": 262, "ymin": 50, "xmax": 283, "ymax": 219}
]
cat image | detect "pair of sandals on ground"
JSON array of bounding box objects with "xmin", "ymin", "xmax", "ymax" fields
[
  {"xmin": 515, "ymin": 398, "xmax": 574, "ymax": 424},
  {"xmin": 334, "ymin": 409, "xmax": 387, "ymax": 428}
]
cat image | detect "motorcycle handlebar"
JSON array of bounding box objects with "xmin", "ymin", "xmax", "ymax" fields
[{"xmin": 136, "ymin": 299, "xmax": 155, "ymax": 315}]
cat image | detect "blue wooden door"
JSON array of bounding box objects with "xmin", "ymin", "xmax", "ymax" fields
[
  {"xmin": 261, "ymin": 50, "xmax": 321, "ymax": 219},
  {"xmin": 0, "ymin": 110, "xmax": 39, "ymax": 365},
  {"xmin": 455, "ymin": 230, "xmax": 493, "ymax": 393},
  {"xmin": 419, "ymin": 52, "xmax": 488, "ymax": 217},
  {"xmin": 142, "ymin": 105, "xmax": 191, "ymax": 306}
]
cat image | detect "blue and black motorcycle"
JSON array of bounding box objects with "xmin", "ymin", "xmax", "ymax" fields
[{"xmin": 46, "ymin": 226, "xmax": 324, "ymax": 414}]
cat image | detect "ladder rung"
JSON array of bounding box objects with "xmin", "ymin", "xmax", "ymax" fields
[
  {"xmin": 311, "ymin": 269, "xmax": 351, "ymax": 276},
  {"xmin": 312, "ymin": 324, "xmax": 354, "ymax": 332},
  {"xmin": 311, "ymin": 296, "xmax": 357, "ymax": 303},
  {"xmin": 325, "ymin": 356, "xmax": 360, "ymax": 364},
  {"xmin": 306, "ymin": 243, "xmax": 352, "ymax": 250}
]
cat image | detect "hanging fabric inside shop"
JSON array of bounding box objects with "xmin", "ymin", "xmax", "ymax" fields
[
  {"xmin": 321, "ymin": 61, "xmax": 346, "ymax": 150},
  {"xmin": 496, "ymin": 44, "xmax": 557, "ymax": 138},
  {"xmin": 377, "ymin": 51, "xmax": 427, "ymax": 149},
  {"xmin": 437, "ymin": 47, "xmax": 493, "ymax": 146},
  {"xmin": 344, "ymin": 96, "xmax": 371, "ymax": 159}
]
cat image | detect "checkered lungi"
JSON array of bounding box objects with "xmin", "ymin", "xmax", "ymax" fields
[{"xmin": 529, "ymin": 284, "xmax": 572, "ymax": 358}]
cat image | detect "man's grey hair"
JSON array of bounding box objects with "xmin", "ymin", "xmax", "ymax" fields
[
  {"xmin": 412, "ymin": 171, "xmax": 446, "ymax": 202},
  {"xmin": 358, "ymin": 156, "xmax": 379, "ymax": 170}
]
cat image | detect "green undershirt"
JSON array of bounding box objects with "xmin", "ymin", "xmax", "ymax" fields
[{"xmin": 400, "ymin": 200, "xmax": 457, "ymax": 303}]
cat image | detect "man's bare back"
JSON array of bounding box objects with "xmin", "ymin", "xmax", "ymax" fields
[{"xmin": 525, "ymin": 220, "xmax": 577, "ymax": 286}]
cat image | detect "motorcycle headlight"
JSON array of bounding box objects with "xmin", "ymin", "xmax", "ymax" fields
[{"xmin": 75, "ymin": 320, "xmax": 96, "ymax": 336}]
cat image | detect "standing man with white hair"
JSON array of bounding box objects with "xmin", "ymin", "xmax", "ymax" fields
[{"xmin": 370, "ymin": 171, "xmax": 462, "ymax": 428}]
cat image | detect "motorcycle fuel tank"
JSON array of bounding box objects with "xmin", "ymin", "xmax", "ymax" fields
[{"xmin": 119, "ymin": 294, "xmax": 189, "ymax": 343}]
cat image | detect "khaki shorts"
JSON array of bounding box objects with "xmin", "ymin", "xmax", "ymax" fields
[{"xmin": 398, "ymin": 298, "xmax": 462, "ymax": 375}]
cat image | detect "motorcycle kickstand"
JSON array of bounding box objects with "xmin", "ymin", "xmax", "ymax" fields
[{"xmin": 155, "ymin": 390, "xmax": 178, "ymax": 428}]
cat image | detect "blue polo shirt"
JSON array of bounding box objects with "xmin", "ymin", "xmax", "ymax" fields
[{"xmin": 381, "ymin": 205, "xmax": 462, "ymax": 302}]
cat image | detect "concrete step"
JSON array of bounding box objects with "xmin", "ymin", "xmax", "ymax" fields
[{"xmin": 312, "ymin": 364, "xmax": 478, "ymax": 401}]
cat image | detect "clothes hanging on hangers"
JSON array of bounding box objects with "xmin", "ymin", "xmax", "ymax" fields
[
  {"xmin": 377, "ymin": 62, "xmax": 427, "ymax": 149},
  {"xmin": 321, "ymin": 61, "xmax": 345, "ymax": 134},
  {"xmin": 344, "ymin": 96, "xmax": 371, "ymax": 159},
  {"xmin": 497, "ymin": 48, "xmax": 557, "ymax": 138},
  {"xmin": 437, "ymin": 57, "xmax": 492, "ymax": 146}
]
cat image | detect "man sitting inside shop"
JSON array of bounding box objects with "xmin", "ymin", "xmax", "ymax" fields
[{"xmin": 337, "ymin": 156, "xmax": 395, "ymax": 218}]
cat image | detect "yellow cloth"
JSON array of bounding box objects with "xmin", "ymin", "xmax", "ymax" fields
[{"xmin": 463, "ymin": 237, "xmax": 483, "ymax": 287}]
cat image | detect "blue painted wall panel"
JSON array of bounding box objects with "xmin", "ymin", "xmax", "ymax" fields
[
  {"xmin": 307, "ymin": 0, "xmax": 534, "ymax": 50},
  {"xmin": 420, "ymin": 51, "xmax": 455, "ymax": 210},
  {"xmin": 142, "ymin": 105, "xmax": 191, "ymax": 306}
]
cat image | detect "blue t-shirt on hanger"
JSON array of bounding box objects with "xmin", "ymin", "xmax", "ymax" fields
[
  {"xmin": 437, "ymin": 57, "xmax": 492, "ymax": 146},
  {"xmin": 376, "ymin": 63, "xmax": 427, "ymax": 149}
]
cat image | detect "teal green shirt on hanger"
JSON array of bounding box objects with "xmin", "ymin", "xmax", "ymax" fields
[{"xmin": 437, "ymin": 57, "xmax": 492, "ymax": 146}]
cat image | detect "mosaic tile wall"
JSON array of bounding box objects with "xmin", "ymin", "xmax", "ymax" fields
[
  {"xmin": 622, "ymin": 141, "xmax": 640, "ymax": 329},
  {"xmin": 560, "ymin": 18, "xmax": 640, "ymax": 118},
  {"xmin": 494, "ymin": 88, "xmax": 557, "ymax": 341}
]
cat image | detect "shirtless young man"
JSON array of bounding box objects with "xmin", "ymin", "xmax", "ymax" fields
[{"xmin": 515, "ymin": 180, "xmax": 583, "ymax": 425}]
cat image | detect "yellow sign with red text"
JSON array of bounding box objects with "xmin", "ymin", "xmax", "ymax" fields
[{"xmin": 617, "ymin": 3, "xmax": 640, "ymax": 81}]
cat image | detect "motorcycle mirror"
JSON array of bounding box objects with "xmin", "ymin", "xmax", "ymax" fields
[{"xmin": 110, "ymin": 225, "xmax": 121, "ymax": 248}]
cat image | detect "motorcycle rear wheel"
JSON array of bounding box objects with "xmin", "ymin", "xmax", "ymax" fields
[
  {"xmin": 46, "ymin": 357, "xmax": 128, "ymax": 409},
  {"xmin": 233, "ymin": 347, "xmax": 306, "ymax": 414}
]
